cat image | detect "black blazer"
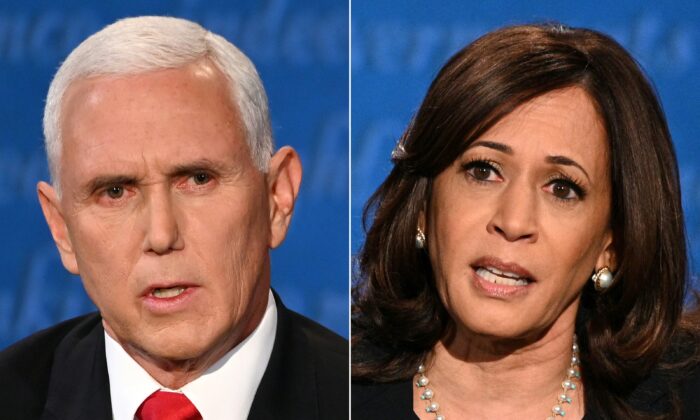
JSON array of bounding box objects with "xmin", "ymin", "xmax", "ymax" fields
[
  {"xmin": 0, "ymin": 294, "xmax": 348, "ymax": 419},
  {"xmin": 353, "ymin": 371, "xmax": 700, "ymax": 420},
  {"xmin": 352, "ymin": 380, "xmax": 615, "ymax": 420}
]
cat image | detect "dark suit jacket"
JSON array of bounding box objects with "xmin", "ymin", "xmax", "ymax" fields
[{"xmin": 0, "ymin": 295, "xmax": 348, "ymax": 419}]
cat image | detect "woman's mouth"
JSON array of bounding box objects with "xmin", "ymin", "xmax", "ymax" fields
[
  {"xmin": 475, "ymin": 266, "xmax": 531, "ymax": 286},
  {"xmin": 470, "ymin": 257, "xmax": 535, "ymax": 298}
]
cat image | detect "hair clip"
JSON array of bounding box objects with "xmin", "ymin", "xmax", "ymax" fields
[{"xmin": 391, "ymin": 142, "xmax": 406, "ymax": 162}]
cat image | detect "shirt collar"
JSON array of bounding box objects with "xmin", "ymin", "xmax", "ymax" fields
[{"xmin": 105, "ymin": 290, "xmax": 277, "ymax": 420}]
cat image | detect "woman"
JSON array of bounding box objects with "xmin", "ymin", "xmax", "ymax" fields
[{"xmin": 352, "ymin": 24, "xmax": 697, "ymax": 419}]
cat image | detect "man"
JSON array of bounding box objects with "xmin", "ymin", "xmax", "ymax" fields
[{"xmin": 0, "ymin": 16, "xmax": 347, "ymax": 419}]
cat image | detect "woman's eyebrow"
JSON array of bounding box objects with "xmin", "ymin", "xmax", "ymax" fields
[
  {"xmin": 468, "ymin": 140, "xmax": 513, "ymax": 154},
  {"xmin": 546, "ymin": 155, "xmax": 591, "ymax": 182},
  {"xmin": 469, "ymin": 140, "xmax": 592, "ymax": 182}
]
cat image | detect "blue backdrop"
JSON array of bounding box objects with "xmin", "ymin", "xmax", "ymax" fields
[
  {"xmin": 0, "ymin": 0, "xmax": 348, "ymax": 348},
  {"xmin": 352, "ymin": 1, "xmax": 700, "ymax": 291}
]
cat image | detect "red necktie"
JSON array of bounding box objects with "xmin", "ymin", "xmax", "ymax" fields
[{"xmin": 136, "ymin": 390, "xmax": 202, "ymax": 420}]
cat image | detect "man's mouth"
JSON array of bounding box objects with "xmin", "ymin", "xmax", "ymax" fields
[
  {"xmin": 151, "ymin": 286, "xmax": 187, "ymax": 298},
  {"xmin": 140, "ymin": 283, "xmax": 199, "ymax": 312},
  {"xmin": 474, "ymin": 266, "xmax": 532, "ymax": 286}
]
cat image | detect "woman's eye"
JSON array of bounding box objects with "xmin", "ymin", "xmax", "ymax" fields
[
  {"xmin": 106, "ymin": 185, "xmax": 124, "ymax": 199},
  {"xmin": 465, "ymin": 161, "xmax": 500, "ymax": 182},
  {"xmin": 192, "ymin": 172, "xmax": 211, "ymax": 185},
  {"xmin": 547, "ymin": 180, "xmax": 582, "ymax": 200}
]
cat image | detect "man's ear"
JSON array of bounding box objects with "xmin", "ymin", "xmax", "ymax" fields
[
  {"xmin": 594, "ymin": 229, "xmax": 617, "ymax": 272},
  {"xmin": 37, "ymin": 182, "xmax": 79, "ymax": 274},
  {"xmin": 267, "ymin": 146, "xmax": 302, "ymax": 249}
]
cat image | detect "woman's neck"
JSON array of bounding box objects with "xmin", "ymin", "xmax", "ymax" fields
[{"xmin": 413, "ymin": 309, "xmax": 584, "ymax": 419}]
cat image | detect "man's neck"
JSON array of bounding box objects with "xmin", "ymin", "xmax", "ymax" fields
[{"xmin": 104, "ymin": 291, "xmax": 269, "ymax": 389}]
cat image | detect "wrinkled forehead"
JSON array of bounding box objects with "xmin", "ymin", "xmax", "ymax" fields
[{"xmin": 56, "ymin": 61, "xmax": 252, "ymax": 191}]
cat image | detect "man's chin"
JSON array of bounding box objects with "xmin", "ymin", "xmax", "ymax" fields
[{"xmin": 131, "ymin": 335, "xmax": 219, "ymax": 367}]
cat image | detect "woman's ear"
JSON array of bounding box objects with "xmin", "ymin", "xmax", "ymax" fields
[{"xmin": 595, "ymin": 229, "xmax": 616, "ymax": 272}]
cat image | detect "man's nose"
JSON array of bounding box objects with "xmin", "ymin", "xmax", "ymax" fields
[
  {"xmin": 486, "ymin": 180, "xmax": 539, "ymax": 243},
  {"xmin": 143, "ymin": 188, "xmax": 183, "ymax": 254}
]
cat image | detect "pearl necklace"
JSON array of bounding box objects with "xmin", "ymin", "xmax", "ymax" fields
[{"xmin": 415, "ymin": 335, "xmax": 581, "ymax": 420}]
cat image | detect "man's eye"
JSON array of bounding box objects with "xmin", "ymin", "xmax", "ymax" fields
[
  {"xmin": 106, "ymin": 185, "xmax": 124, "ymax": 199},
  {"xmin": 192, "ymin": 172, "xmax": 211, "ymax": 185}
]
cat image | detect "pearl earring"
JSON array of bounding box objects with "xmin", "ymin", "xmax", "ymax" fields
[
  {"xmin": 415, "ymin": 227, "xmax": 426, "ymax": 249},
  {"xmin": 592, "ymin": 267, "xmax": 615, "ymax": 291}
]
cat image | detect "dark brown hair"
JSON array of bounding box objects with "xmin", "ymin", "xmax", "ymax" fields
[{"xmin": 352, "ymin": 23, "xmax": 689, "ymax": 418}]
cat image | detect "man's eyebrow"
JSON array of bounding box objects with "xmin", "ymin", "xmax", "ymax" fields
[
  {"xmin": 546, "ymin": 155, "xmax": 591, "ymax": 182},
  {"xmin": 468, "ymin": 140, "xmax": 513, "ymax": 154},
  {"xmin": 83, "ymin": 175, "xmax": 139, "ymax": 194},
  {"xmin": 80, "ymin": 159, "xmax": 237, "ymax": 195},
  {"xmin": 165, "ymin": 159, "xmax": 233, "ymax": 177}
]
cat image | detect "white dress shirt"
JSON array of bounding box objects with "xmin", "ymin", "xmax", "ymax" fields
[{"xmin": 105, "ymin": 290, "xmax": 277, "ymax": 420}]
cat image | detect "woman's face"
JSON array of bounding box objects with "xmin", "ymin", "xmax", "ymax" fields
[{"xmin": 427, "ymin": 86, "xmax": 614, "ymax": 341}]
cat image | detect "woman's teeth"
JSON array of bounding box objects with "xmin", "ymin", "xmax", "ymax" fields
[
  {"xmin": 476, "ymin": 267, "xmax": 529, "ymax": 286},
  {"xmin": 152, "ymin": 287, "xmax": 186, "ymax": 298}
]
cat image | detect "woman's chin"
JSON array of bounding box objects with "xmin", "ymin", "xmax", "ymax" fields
[{"xmin": 446, "ymin": 305, "xmax": 549, "ymax": 345}]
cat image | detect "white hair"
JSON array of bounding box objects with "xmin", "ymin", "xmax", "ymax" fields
[{"xmin": 43, "ymin": 16, "xmax": 273, "ymax": 190}]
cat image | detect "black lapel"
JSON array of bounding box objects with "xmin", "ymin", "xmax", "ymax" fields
[
  {"xmin": 248, "ymin": 292, "xmax": 320, "ymax": 420},
  {"xmin": 42, "ymin": 313, "xmax": 112, "ymax": 420}
]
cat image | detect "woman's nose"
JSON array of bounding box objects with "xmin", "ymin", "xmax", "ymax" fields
[{"xmin": 486, "ymin": 181, "xmax": 539, "ymax": 243}]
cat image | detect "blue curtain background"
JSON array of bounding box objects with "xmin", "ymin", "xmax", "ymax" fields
[
  {"xmin": 352, "ymin": 1, "xmax": 700, "ymax": 293},
  {"xmin": 3, "ymin": 0, "xmax": 699, "ymax": 349},
  {"xmin": 0, "ymin": 0, "xmax": 348, "ymax": 348}
]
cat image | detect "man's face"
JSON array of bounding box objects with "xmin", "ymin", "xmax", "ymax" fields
[{"xmin": 39, "ymin": 60, "xmax": 298, "ymax": 364}]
